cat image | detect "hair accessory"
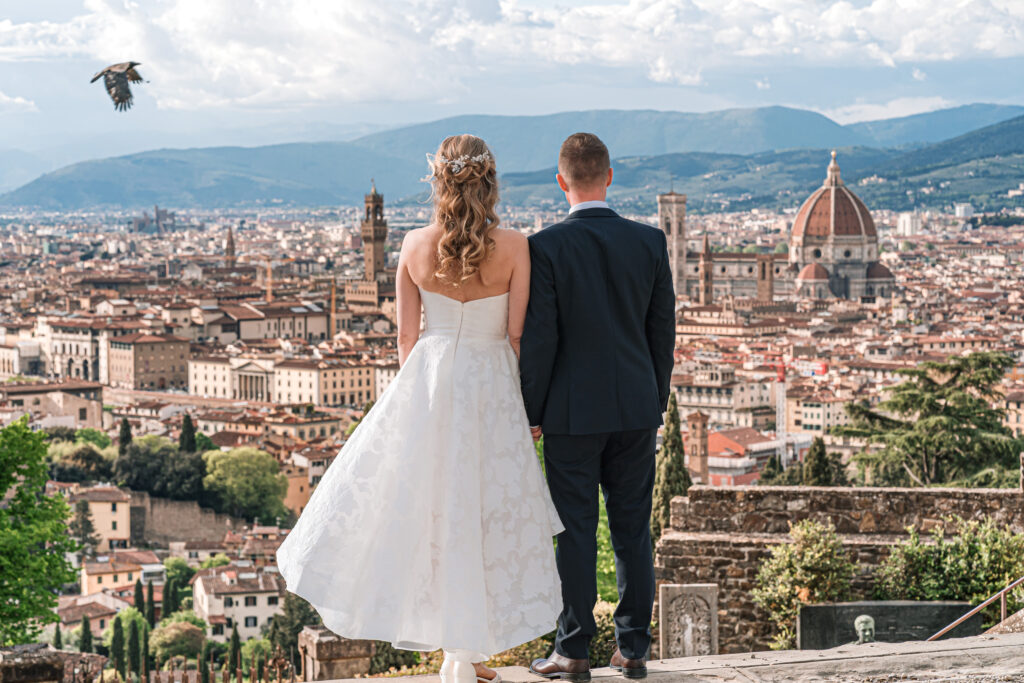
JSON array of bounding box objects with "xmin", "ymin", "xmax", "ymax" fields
[{"xmin": 427, "ymin": 152, "xmax": 492, "ymax": 175}]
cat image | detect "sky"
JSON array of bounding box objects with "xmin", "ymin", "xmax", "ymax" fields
[{"xmin": 1, "ymin": 0, "xmax": 1023, "ymax": 162}]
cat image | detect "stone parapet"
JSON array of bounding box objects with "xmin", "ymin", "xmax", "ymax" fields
[
  {"xmin": 670, "ymin": 485, "xmax": 1024, "ymax": 536},
  {"xmin": 0, "ymin": 645, "xmax": 64, "ymax": 683}
]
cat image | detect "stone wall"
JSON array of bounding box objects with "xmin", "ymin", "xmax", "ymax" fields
[
  {"xmin": 129, "ymin": 490, "xmax": 248, "ymax": 546},
  {"xmin": 654, "ymin": 485, "xmax": 1024, "ymax": 654}
]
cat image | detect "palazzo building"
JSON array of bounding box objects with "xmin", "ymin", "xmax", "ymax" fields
[{"xmin": 345, "ymin": 183, "xmax": 397, "ymax": 311}]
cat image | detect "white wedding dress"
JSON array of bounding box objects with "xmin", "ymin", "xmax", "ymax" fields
[{"xmin": 276, "ymin": 287, "xmax": 564, "ymax": 660}]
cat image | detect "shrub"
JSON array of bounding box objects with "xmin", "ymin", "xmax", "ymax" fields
[
  {"xmin": 368, "ymin": 642, "xmax": 420, "ymax": 675},
  {"xmin": 875, "ymin": 516, "xmax": 1024, "ymax": 627},
  {"xmin": 751, "ymin": 519, "xmax": 856, "ymax": 649}
]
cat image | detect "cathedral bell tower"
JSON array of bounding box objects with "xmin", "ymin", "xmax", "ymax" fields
[{"xmin": 362, "ymin": 180, "xmax": 388, "ymax": 282}]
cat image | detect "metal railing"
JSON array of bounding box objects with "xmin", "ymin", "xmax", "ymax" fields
[{"xmin": 927, "ymin": 575, "xmax": 1024, "ymax": 641}]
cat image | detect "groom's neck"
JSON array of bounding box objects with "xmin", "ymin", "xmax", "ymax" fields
[{"xmin": 565, "ymin": 187, "xmax": 608, "ymax": 207}]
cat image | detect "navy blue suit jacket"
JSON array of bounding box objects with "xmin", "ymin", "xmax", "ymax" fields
[{"xmin": 520, "ymin": 207, "xmax": 676, "ymax": 436}]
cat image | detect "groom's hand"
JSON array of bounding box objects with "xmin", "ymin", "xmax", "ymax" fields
[{"xmin": 530, "ymin": 426, "xmax": 543, "ymax": 442}]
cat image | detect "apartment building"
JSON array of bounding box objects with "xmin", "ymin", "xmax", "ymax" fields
[{"xmin": 108, "ymin": 333, "xmax": 190, "ymax": 390}]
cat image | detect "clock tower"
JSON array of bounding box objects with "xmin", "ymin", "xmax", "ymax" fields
[{"xmin": 362, "ymin": 181, "xmax": 388, "ymax": 282}]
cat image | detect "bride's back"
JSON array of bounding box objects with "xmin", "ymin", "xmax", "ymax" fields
[{"xmin": 403, "ymin": 224, "xmax": 523, "ymax": 303}]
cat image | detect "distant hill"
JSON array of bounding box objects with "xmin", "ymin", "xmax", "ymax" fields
[
  {"xmin": 847, "ymin": 104, "xmax": 1024, "ymax": 147},
  {"xmin": 3, "ymin": 105, "xmax": 1024, "ymax": 211},
  {"xmin": 348, "ymin": 106, "xmax": 867, "ymax": 173},
  {"xmin": 0, "ymin": 143, "xmax": 425, "ymax": 210}
]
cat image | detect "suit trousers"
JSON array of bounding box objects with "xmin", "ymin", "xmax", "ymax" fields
[{"xmin": 542, "ymin": 428, "xmax": 657, "ymax": 661}]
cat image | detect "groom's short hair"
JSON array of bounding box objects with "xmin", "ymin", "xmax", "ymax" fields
[{"xmin": 559, "ymin": 133, "xmax": 610, "ymax": 189}]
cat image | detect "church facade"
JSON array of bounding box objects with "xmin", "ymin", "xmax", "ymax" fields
[{"xmin": 658, "ymin": 151, "xmax": 894, "ymax": 303}]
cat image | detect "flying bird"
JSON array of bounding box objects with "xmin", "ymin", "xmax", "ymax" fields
[{"xmin": 90, "ymin": 62, "xmax": 145, "ymax": 111}]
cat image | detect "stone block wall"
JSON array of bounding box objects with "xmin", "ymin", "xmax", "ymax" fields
[
  {"xmin": 129, "ymin": 490, "xmax": 248, "ymax": 545},
  {"xmin": 654, "ymin": 485, "xmax": 1024, "ymax": 654}
]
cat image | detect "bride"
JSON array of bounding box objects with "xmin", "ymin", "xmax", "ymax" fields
[{"xmin": 276, "ymin": 134, "xmax": 564, "ymax": 683}]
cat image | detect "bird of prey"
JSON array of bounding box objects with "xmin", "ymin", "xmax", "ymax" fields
[{"xmin": 90, "ymin": 62, "xmax": 145, "ymax": 111}]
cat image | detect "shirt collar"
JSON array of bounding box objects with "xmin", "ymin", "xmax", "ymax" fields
[{"xmin": 568, "ymin": 200, "xmax": 610, "ymax": 215}]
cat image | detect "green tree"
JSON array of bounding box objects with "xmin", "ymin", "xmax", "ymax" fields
[
  {"xmin": 267, "ymin": 593, "xmax": 321, "ymax": 668},
  {"xmin": 162, "ymin": 577, "xmax": 179, "ymax": 617},
  {"xmin": 164, "ymin": 450, "xmax": 206, "ymax": 501},
  {"xmin": 199, "ymin": 553, "xmax": 231, "ymax": 570},
  {"xmin": 151, "ymin": 622, "xmax": 204, "ymax": 665},
  {"xmin": 115, "ymin": 436, "xmax": 176, "ymax": 496},
  {"xmin": 835, "ymin": 352, "xmax": 1022, "ymax": 486},
  {"xmin": 51, "ymin": 445, "xmax": 113, "ymax": 484},
  {"xmin": 202, "ymin": 448, "xmax": 288, "ymax": 523},
  {"xmin": 650, "ymin": 394, "xmax": 692, "ymax": 543},
  {"xmin": 118, "ymin": 418, "xmax": 133, "ymax": 457},
  {"xmin": 163, "ymin": 557, "xmax": 196, "ymax": 588},
  {"xmin": 44, "ymin": 426, "xmax": 77, "ymax": 442},
  {"xmin": 228, "ymin": 624, "xmax": 241, "ymax": 672},
  {"xmin": 134, "ymin": 578, "xmax": 145, "ymax": 617},
  {"xmin": 128, "ymin": 619, "xmax": 141, "ymax": 676},
  {"xmin": 179, "ymin": 415, "xmax": 197, "ymax": 453},
  {"xmin": 80, "ymin": 615, "xmax": 93, "ymax": 653},
  {"xmin": 195, "ymin": 432, "xmax": 215, "ymax": 453},
  {"xmin": 143, "ymin": 623, "xmax": 151, "ymax": 673},
  {"xmin": 0, "ymin": 418, "xmax": 79, "ymax": 645},
  {"xmin": 54, "ymin": 623, "xmax": 63, "ymax": 650},
  {"xmin": 76, "ymin": 428, "xmax": 112, "ymax": 450},
  {"xmin": 241, "ymin": 638, "xmax": 273, "ymax": 672},
  {"xmin": 145, "ymin": 581, "xmax": 155, "ymax": 627},
  {"xmin": 69, "ymin": 499, "xmax": 101, "ymax": 557},
  {"xmin": 111, "ymin": 617, "xmax": 126, "ymax": 679},
  {"xmin": 751, "ymin": 520, "xmax": 856, "ymax": 649},
  {"xmin": 760, "ymin": 454, "xmax": 782, "ymax": 483},
  {"xmin": 159, "ymin": 610, "xmax": 207, "ymax": 631},
  {"xmin": 774, "ymin": 241, "xmax": 788, "ymax": 254},
  {"xmin": 801, "ymin": 437, "xmax": 846, "ymax": 486}
]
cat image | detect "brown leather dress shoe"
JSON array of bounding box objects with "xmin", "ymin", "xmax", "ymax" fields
[
  {"xmin": 529, "ymin": 652, "xmax": 591, "ymax": 682},
  {"xmin": 609, "ymin": 649, "xmax": 647, "ymax": 679}
]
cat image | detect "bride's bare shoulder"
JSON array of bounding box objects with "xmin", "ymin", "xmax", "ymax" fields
[
  {"xmin": 491, "ymin": 227, "xmax": 527, "ymax": 250},
  {"xmin": 401, "ymin": 224, "xmax": 441, "ymax": 252}
]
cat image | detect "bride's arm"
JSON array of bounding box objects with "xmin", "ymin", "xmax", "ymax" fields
[
  {"xmin": 507, "ymin": 232, "xmax": 531, "ymax": 359},
  {"xmin": 396, "ymin": 233, "xmax": 422, "ymax": 368}
]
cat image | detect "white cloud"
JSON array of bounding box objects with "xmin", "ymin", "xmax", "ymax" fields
[
  {"xmin": 823, "ymin": 96, "xmax": 955, "ymax": 124},
  {"xmin": 756, "ymin": 78, "xmax": 771, "ymax": 90},
  {"xmin": 0, "ymin": 89, "xmax": 37, "ymax": 112},
  {"xmin": 912, "ymin": 67, "xmax": 927, "ymax": 81},
  {"xmin": 0, "ymin": 0, "xmax": 1022, "ymax": 110}
]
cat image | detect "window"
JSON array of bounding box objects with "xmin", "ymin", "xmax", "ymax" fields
[
  {"xmin": 268, "ymin": 596, "xmax": 279, "ymax": 606},
  {"xmin": 244, "ymin": 596, "xmax": 257, "ymax": 607},
  {"xmin": 224, "ymin": 597, "xmax": 234, "ymax": 607},
  {"xmin": 98, "ymin": 576, "xmax": 103, "ymax": 584},
  {"xmin": 112, "ymin": 520, "xmax": 117, "ymax": 530},
  {"xmin": 79, "ymin": 408, "xmax": 88, "ymax": 421},
  {"xmin": 112, "ymin": 502, "xmax": 117, "ymax": 512},
  {"xmin": 212, "ymin": 624, "xmax": 224, "ymax": 636},
  {"xmin": 244, "ymin": 617, "xmax": 257, "ymax": 628}
]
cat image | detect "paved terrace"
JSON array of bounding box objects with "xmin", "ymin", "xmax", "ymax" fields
[{"xmin": 332, "ymin": 633, "xmax": 1024, "ymax": 683}]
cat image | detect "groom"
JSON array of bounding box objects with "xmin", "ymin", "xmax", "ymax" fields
[{"xmin": 521, "ymin": 133, "xmax": 676, "ymax": 680}]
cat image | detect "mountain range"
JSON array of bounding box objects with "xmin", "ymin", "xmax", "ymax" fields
[{"xmin": 2, "ymin": 103, "xmax": 1023, "ymax": 212}]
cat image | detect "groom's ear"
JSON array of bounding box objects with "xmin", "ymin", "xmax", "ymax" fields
[
  {"xmin": 556, "ymin": 173, "xmax": 570, "ymax": 192},
  {"xmin": 606, "ymin": 167, "xmax": 614, "ymax": 188}
]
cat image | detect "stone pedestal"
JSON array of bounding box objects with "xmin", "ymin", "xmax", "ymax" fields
[
  {"xmin": 296, "ymin": 626, "xmax": 375, "ymax": 681},
  {"xmin": 0, "ymin": 644, "xmax": 64, "ymax": 683},
  {"xmin": 658, "ymin": 584, "xmax": 719, "ymax": 658}
]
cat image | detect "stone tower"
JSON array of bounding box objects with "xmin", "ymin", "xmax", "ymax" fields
[
  {"xmin": 698, "ymin": 235, "xmax": 713, "ymax": 306},
  {"xmin": 687, "ymin": 411, "xmax": 709, "ymax": 485},
  {"xmin": 362, "ymin": 181, "xmax": 388, "ymax": 282},
  {"xmin": 657, "ymin": 191, "xmax": 687, "ymax": 294},
  {"xmin": 756, "ymin": 253, "xmax": 773, "ymax": 303},
  {"xmin": 224, "ymin": 225, "xmax": 236, "ymax": 269}
]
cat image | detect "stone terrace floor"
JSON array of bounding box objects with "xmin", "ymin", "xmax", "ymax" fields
[{"xmin": 334, "ymin": 633, "xmax": 1024, "ymax": 682}]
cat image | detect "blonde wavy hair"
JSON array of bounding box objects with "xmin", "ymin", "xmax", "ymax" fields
[{"xmin": 427, "ymin": 134, "xmax": 500, "ymax": 285}]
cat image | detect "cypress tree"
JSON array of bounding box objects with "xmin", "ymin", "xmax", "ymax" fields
[
  {"xmin": 162, "ymin": 577, "xmax": 178, "ymax": 617},
  {"xmin": 79, "ymin": 615, "xmax": 93, "ymax": 653},
  {"xmin": 228, "ymin": 624, "xmax": 241, "ymax": 675},
  {"xmin": 200, "ymin": 643, "xmax": 211, "ymax": 683},
  {"xmin": 143, "ymin": 623, "xmax": 151, "ymax": 674},
  {"xmin": 760, "ymin": 453, "xmax": 782, "ymax": 484},
  {"xmin": 119, "ymin": 418, "xmax": 133, "ymax": 457},
  {"xmin": 134, "ymin": 578, "xmax": 145, "ymax": 617},
  {"xmin": 803, "ymin": 437, "xmax": 832, "ymax": 486},
  {"xmin": 145, "ymin": 581, "xmax": 155, "ymax": 627},
  {"xmin": 111, "ymin": 617, "xmax": 126, "ymax": 680},
  {"xmin": 179, "ymin": 415, "xmax": 197, "ymax": 453},
  {"xmin": 69, "ymin": 500, "xmax": 100, "ymax": 558},
  {"xmin": 650, "ymin": 394, "xmax": 692, "ymax": 543},
  {"xmin": 54, "ymin": 623, "xmax": 63, "ymax": 650},
  {"xmin": 128, "ymin": 619, "xmax": 141, "ymax": 676}
]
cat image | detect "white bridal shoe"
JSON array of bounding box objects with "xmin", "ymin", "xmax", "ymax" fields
[{"xmin": 440, "ymin": 650, "xmax": 500, "ymax": 683}]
